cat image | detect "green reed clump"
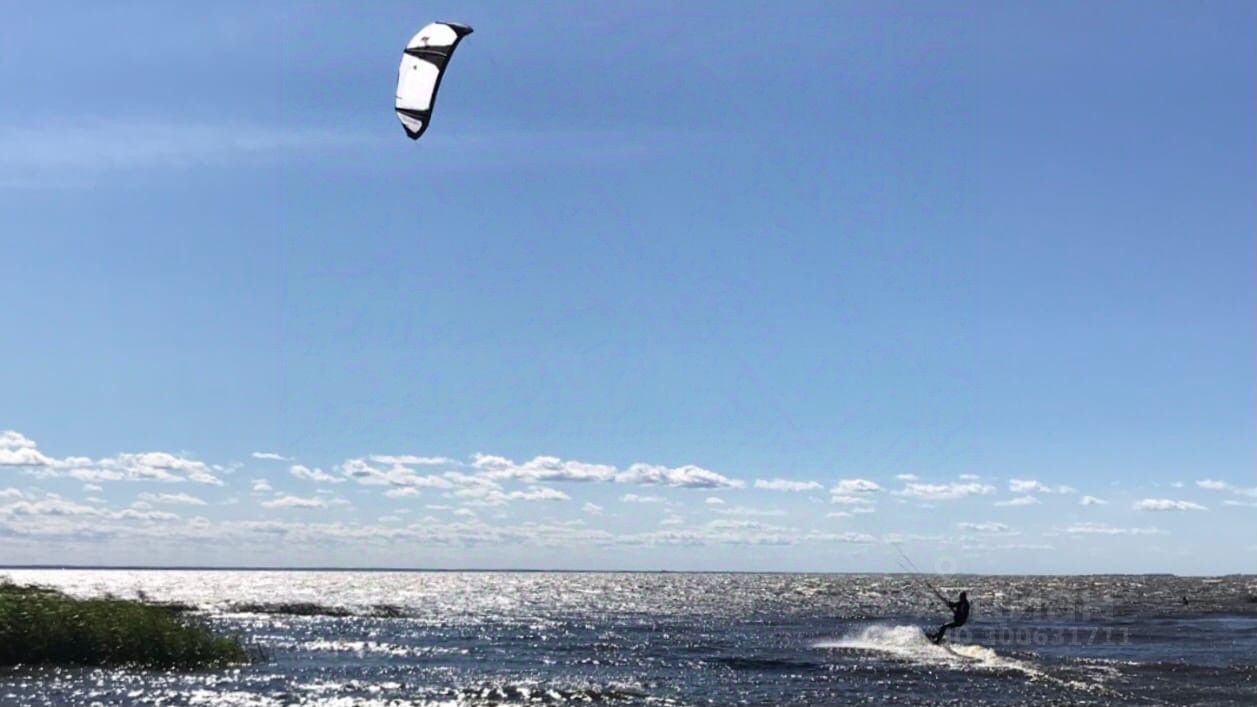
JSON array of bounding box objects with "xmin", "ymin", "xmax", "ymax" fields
[{"xmin": 0, "ymin": 581, "xmax": 248, "ymax": 669}]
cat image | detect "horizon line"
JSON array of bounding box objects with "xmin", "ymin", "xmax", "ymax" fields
[{"xmin": 2, "ymin": 564, "xmax": 1247, "ymax": 578}]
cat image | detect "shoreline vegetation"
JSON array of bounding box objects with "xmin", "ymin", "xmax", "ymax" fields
[{"xmin": 0, "ymin": 581, "xmax": 249, "ymax": 669}]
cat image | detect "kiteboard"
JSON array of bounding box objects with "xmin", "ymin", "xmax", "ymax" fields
[{"xmin": 921, "ymin": 627, "xmax": 980, "ymax": 662}]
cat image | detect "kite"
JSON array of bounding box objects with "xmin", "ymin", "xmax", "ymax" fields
[{"xmin": 395, "ymin": 21, "xmax": 473, "ymax": 140}]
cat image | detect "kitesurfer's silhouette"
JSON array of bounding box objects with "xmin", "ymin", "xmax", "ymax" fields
[{"xmin": 927, "ymin": 591, "xmax": 969, "ymax": 644}]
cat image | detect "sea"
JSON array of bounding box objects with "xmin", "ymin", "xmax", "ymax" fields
[{"xmin": 1, "ymin": 570, "xmax": 1255, "ymax": 706}]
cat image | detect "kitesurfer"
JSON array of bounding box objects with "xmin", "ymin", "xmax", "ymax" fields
[{"xmin": 927, "ymin": 591, "xmax": 969, "ymax": 644}]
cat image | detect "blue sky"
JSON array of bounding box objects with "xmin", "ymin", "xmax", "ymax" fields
[{"xmin": 1, "ymin": 1, "xmax": 1253, "ymax": 573}]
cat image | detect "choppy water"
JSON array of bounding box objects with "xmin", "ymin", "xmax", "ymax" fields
[{"xmin": 2, "ymin": 570, "xmax": 1255, "ymax": 706}]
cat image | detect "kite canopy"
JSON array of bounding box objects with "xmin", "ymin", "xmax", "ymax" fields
[{"xmin": 395, "ymin": 21, "xmax": 473, "ymax": 140}]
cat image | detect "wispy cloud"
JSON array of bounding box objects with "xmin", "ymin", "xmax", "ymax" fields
[
  {"xmin": 995, "ymin": 495, "xmax": 1040, "ymax": 507},
  {"xmin": 251, "ymin": 452, "xmax": 291, "ymax": 462},
  {"xmin": 0, "ymin": 120, "xmax": 371, "ymax": 184},
  {"xmin": 754, "ymin": 479, "xmax": 823, "ymax": 492},
  {"xmin": 1133, "ymin": 498, "xmax": 1207, "ymax": 512},
  {"xmin": 1063, "ymin": 522, "xmax": 1165, "ymax": 536}
]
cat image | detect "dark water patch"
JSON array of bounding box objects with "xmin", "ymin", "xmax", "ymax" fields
[{"xmin": 711, "ymin": 655, "xmax": 824, "ymax": 672}]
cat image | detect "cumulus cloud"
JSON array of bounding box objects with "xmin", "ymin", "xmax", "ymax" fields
[
  {"xmin": 1133, "ymin": 498, "xmax": 1207, "ymax": 512},
  {"xmin": 831, "ymin": 479, "xmax": 881, "ymax": 495},
  {"xmin": 340, "ymin": 458, "xmax": 455, "ymax": 488},
  {"xmin": 705, "ymin": 497, "xmax": 726, "ymax": 506},
  {"xmin": 830, "ymin": 495, "xmax": 875, "ymax": 506},
  {"xmin": 994, "ymin": 495, "xmax": 1040, "ymax": 507},
  {"xmin": 1079, "ymin": 496, "xmax": 1108, "ymax": 506},
  {"xmin": 289, "ymin": 464, "xmax": 344, "ymax": 484},
  {"xmin": 958, "ymin": 474, "xmax": 980, "ymax": 481},
  {"xmin": 1, "ymin": 432, "xmax": 224, "ymax": 485},
  {"xmin": 582, "ymin": 502, "xmax": 604, "ymax": 515},
  {"xmin": 896, "ymin": 482, "xmax": 994, "ymax": 501},
  {"xmin": 87, "ymin": 452, "xmax": 224, "ymax": 485},
  {"xmin": 474, "ymin": 454, "xmax": 615, "ymax": 483},
  {"xmin": 754, "ymin": 479, "xmax": 823, "ymax": 492},
  {"xmin": 895, "ymin": 474, "xmax": 919, "ymax": 481},
  {"xmin": 251, "ymin": 479, "xmax": 273, "ymax": 494},
  {"xmin": 615, "ymin": 463, "xmax": 742, "ymax": 489},
  {"xmin": 384, "ymin": 488, "xmax": 421, "ymax": 498},
  {"xmin": 0, "ymin": 430, "xmax": 54, "ymax": 467},
  {"xmin": 1009, "ymin": 479, "xmax": 1076, "ymax": 494},
  {"xmin": 506, "ymin": 487, "xmax": 570, "ymax": 502}
]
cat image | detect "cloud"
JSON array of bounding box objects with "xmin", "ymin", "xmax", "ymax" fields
[
  {"xmin": 754, "ymin": 479, "xmax": 823, "ymax": 492},
  {"xmin": 705, "ymin": 497, "xmax": 726, "ymax": 506},
  {"xmin": 957, "ymin": 521, "xmax": 1016, "ymax": 534},
  {"xmin": 830, "ymin": 495, "xmax": 875, "ymax": 506},
  {"xmin": 895, "ymin": 474, "xmax": 919, "ymax": 481},
  {"xmin": 582, "ymin": 502, "xmax": 604, "ymax": 515},
  {"xmin": 0, "ymin": 430, "xmax": 55, "ymax": 467},
  {"xmin": 505, "ymin": 487, "xmax": 570, "ymax": 503},
  {"xmin": 251, "ymin": 452, "xmax": 290, "ymax": 462},
  {"xmin": 474, "ymin": 454, "xmax": 615, "ymax": 483},
  {"xmin": 826, "ymin": 511, "xmax": 851, "ymax": 518},
  {"xmin": 831, "ymin": 479, "xmax": 881, "ymax": 495},
  {"xmin": 1009, "ymin": 479, "xmax": 1076, "ymax": 494},
  {"xmin": 958, "ymin": 474, "xmax": 980, "ymax": 481},
  {"xmin": 1079, "ymin": 496, "xmax": 1108, "ymax": 506},
  {"xmin": 0, "ymin": 120, "xmax": 371, "ymax": 180},
  {"xmin": 0, "ymin": 432, "xmax": 222, "ymax": 485},
  {"xmin": 710, "ymin": 506, "xmax": 786, "ymax": 517},
  {"xmin": 896, "ymin": 482, "xmax": 995, "ymax": 501},
  {"xmin": 92, "ymin": 452, "xmax": 224, "ymax": 485},
  {"xmin": 371, "ymin": 455, "xmax": 454, "ymax": 466},
  {"xmin": 1063, "ymin": 522, "xmax": 1166, "ymax": 536},
  {"xmin": 260, "ymin": 494, "xmax": 347, "ymax": 509},
  {"xmin": 339, "ymin": 458, "xmax": 455, "ymax": 488},
  {"xmin": 1223, "ymin": 499, "xmax": 1257, "ymax": 508},
  {"xmin": 136, "ymin": 492, "xmax": 206, "ymax": 506},
  {"xmin": 1196, "ymin": 479, "xmax": 1257, "ymax": 499},
  {"xmin": 994, "ymin": 495, "xmax": 1040, "ymax": 507},
  {"xmin": 384, "ymin": 488, "xmax": 421, "ymax": 499},
  {"xmin": 614, "ymin": 522, "xmax": 875, "ymax": 548},
  {"xmin": 250, "ymin": 480, "xmax": 273, "ymax": 494},
  {"xmin": 1133, "ymin": 499, "xmax": 1207, "ymax": 512},
  {"xmin": 289, "ymin": 465, "xmax": 344, "ymax": 484},
  {"xmin": 621, "ymin": 493, "xmax": 665, "ymax": 504},
  {"xmin": 615, "ymin": 463, "xmax": 742, "ymax": 489}
]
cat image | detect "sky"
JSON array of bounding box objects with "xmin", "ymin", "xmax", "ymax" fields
[{"xmin": 0, "ymin": 1, "xmax": 1253, "ymax": 574}]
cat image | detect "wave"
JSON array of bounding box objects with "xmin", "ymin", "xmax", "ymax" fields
[{"xmin": 815, "ymin": 624, "xmax": 1113, "ymax": 696}]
